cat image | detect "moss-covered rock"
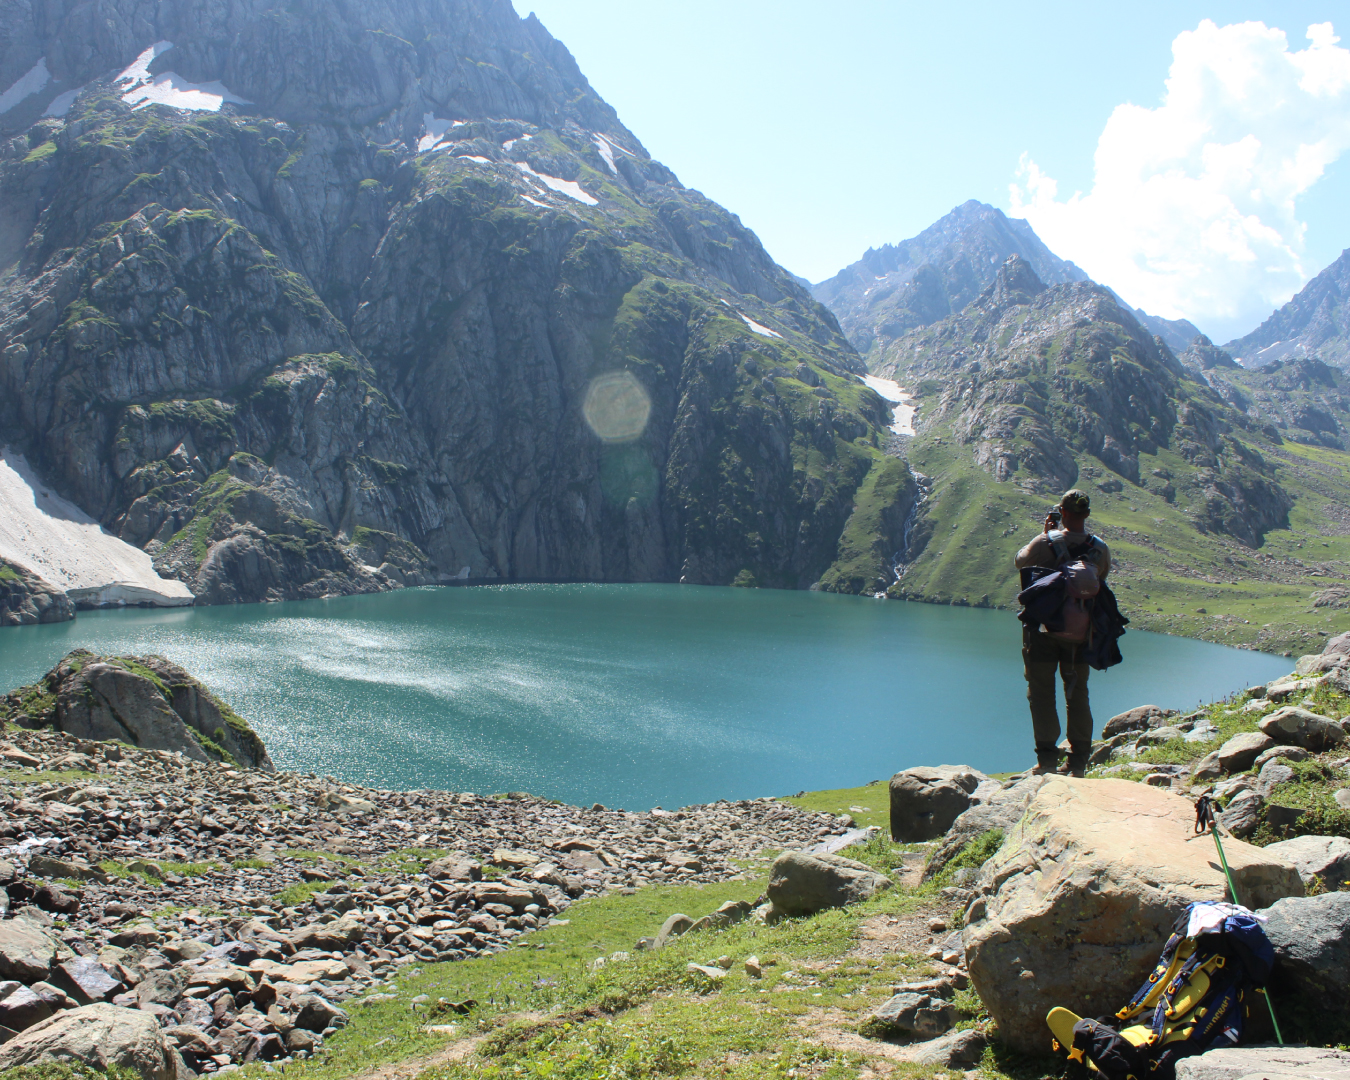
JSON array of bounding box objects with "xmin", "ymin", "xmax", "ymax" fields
[{"xmin": 1, "ymin": 650, "xmax": 272, "ymax": 771}]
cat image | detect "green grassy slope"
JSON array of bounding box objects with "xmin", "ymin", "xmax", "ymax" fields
[
  {"xmin": 872, "ymin": 263, "xmax": 1350, "ymax": 656},
  {"xmin": 891, "ymin": 432, "xmax": 1350, "ymax": 655}
]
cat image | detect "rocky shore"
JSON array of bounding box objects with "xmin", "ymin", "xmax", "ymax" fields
[
  {"xmin": 0, "ymin": 661, "xmax": 852, "ymax": 1074},
  {"xmin": 5, "ymin": 638, "xmax": 1350, "ymax": 1080}
]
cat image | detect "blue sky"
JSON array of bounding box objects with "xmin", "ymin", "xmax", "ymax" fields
[{"xmin": 510, "ymin": 2, "xmax": 1350, "ymax": 342}]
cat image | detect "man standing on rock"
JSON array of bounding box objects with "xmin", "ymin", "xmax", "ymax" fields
[{"xmin": 1015, "ymin": 489, "xmax": 1111, "ymax": 777}]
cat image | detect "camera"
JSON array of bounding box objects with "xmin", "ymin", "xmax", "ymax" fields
[{"xmin": 1047, "ymin": 509, "xmax": 1062, "ymax": 527}]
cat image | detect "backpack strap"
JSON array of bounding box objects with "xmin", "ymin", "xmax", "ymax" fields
[{"xmin": 1050, "ymin": 531, "xmax": 1104, "ymax": 566}]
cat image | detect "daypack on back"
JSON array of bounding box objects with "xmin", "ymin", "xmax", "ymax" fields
[
  {"xmin": 1050, "ymin": 902, "xmax": 1275, "ymax": 1080},
  {"xmin": 1017, "ymin": 532, "xmax": 1107, "ymax": 644}
]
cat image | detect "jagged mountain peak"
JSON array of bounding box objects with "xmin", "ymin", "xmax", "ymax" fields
[
  {"xmin": 812, "ymin": 200, "xmax": 1088, "ymax": 363},
  {"xmin": 1226, "ymin": 246, "xmax": 1350, "ymax": 370},
  {"xmin": 982, "ymin": 254, "xmax": 1047, "ymax": 309}
]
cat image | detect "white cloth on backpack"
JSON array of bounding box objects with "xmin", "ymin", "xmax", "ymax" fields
[{"xmin": 1186, "ymin": 901, "xmax": 1263, "ymax": 937}]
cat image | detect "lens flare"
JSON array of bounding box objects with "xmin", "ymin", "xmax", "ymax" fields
[{"xmin": 583, "ymin": 370, "xmax": 651, "ymax": 443}]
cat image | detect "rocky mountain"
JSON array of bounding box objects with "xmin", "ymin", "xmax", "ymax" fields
[
  {"xmin": 1226, "ymin": 248, "xmax": 1350, "ymax": 369},
  {"xmin": 1133, "ymin": 309, "xmax": 1204, "ymax": 356},
  {"xmin": 0, "ymin": 0, "xmax": 912, "ymax": 606},
  {"xmin": 1184, "ymin": 339, "xmax": 1350, "ymax": 452},
  {"xmin": 811, "ymin": 200, "xmax": 1089, "ymax": 363},
  {"xmin": 868, "ymin": 256, "xmax": 1350, "ymax": 654}
]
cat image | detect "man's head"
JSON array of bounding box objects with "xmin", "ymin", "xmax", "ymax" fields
[{"xmin": 1059, "ymin": 488, "xmax": 1090, "ymax": 530}]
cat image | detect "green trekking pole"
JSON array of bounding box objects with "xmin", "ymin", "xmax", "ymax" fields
[{"xmin": 1194, "ymin": 796, "xmax": 1284, "ymax": 1045}]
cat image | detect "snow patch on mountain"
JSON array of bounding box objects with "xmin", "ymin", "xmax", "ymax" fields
[
  {"xmin": 116, "ymin": 41, "xmax": 249, "ymax": 112},
  {"xmin": 44, "ymin": 85, "xmax": 85, "ymax": 117},
  {"xmin": 592, "ymin": 134, "xmax": 617, "ymax": 174},
  {"xmin": 513, "ymin": 162, "xmax": 598, "ymax": 205},
  {"xmin": 0, "ymin": 448, "xmax": 194, "ymax": 606},
  {"xmin": 418, "ymin": 113, "xmax": 468, "ymax": 152},
  {"xmin": 0, "ymin": 58, "xmax": 51, "ymax": 114},
  {"xmin": 740, "ymin": 314, "xmax": 782, "ymax": 339},
  {"xmin": 862, "ymin": 375, "xmax": 916, "ymax": 436}
]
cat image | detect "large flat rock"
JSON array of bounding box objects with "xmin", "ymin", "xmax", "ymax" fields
[
  {"xmin": 963, "ymin": 778, "xmax": 1303, "ymax": 1054},
  {"xmin": 1175, "ymin": 1045, "xmax": 1350, "ymax": 1080}
]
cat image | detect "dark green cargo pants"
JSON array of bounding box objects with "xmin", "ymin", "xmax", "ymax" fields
[{"xmin": 1023, "ymin": 625, "xmax": 1093, "ymax": 761}]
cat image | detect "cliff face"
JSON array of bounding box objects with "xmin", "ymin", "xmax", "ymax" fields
[
  {"xmin": 1187, "ymin": 342, "xmax": 1350, "ymax": 453},
  {"xmin": 1226, "ymin": 248, "xmax": 1350, "ymax": 370},
  {"xmin": 0, "ymin": 0, "xmax": 908, "ymax": 601}
]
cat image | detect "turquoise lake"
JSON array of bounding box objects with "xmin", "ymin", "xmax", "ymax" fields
[{"xmin": 0, "ymin": 584, "xmax": 1290, "ymax": 809}]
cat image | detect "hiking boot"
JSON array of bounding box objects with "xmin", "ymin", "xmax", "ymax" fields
[
  {"xmin": 1061, "ymin": 750, "xmax": 1089, "ymax": 778},
  {"xmin": 1031, "ymin": 749, "xmax": 1061, "ymax": 775}
]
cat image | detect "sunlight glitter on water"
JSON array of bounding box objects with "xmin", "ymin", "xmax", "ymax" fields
[{"xmin": 0, "ymin": 584, "xmax": 1290, "ymax": 809}]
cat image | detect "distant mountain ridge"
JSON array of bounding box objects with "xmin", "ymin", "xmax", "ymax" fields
[
  {"xmin": 1226, "ymin": 248, "xmax": 1350, "ymax": 370},
  {"xmin": 857, "ymin": 255, "xmax": 1350, "ymax": 655},
  {"xmin": 811, "ymin": 201, "xmax": 1090, "ymax": 362}
]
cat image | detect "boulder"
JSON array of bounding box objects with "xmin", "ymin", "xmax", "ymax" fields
[
  {"xmin": 1265, "ymin": 676, "xmax": 1328, "ymax": 703},
  {"xmin": 22, "ymin": 651, "xmax": 272, "ymax": 770},
  {"xmin": 53, "ymin": 661, "xmax": 211, "ymax": 763},
  {"xmin": 1262, "ymin": 835, "xmax": 1350, "ymax": 890},
  {"xmin": 923, "ymin": 775, "xmax": 1051, "ymax": 882},
  {"xmin": 1193, "ymin": 732, "xmax": 1274, "ymax": 779},
  {"xmin": 490, "ymin": 848, "xmax": 541, "ymax": 869},
  {"xmin": 889, "ymin": 765, "xmax": 985, "ymax": 842},
  {"xmin": 654, "ymin": 914, "xmax": 693, "ymax": 948},
  {"xmin": 287, "ymin": 914, "xmax": 365, "ymax": 950},
  {"xmin": 1259, "ymin": 706, "xmax": 1347, "ymax": 752},
  {"xmin": 0, "ymin": 917, "xmax": 63, "ymax": 983},
  {"xmin": 316, "ymin": 792, "xmax": 376, "ymax": 814},
  {"xmin": 1175, "ymin": 1045, "xmax": 1350, "ymax": 1080},
  {"xmin": 1262, "ymin": 891, "xmax": 1350, "ymax": 1002},
  {"xmin": 0, "ymin": 982, "xmax": 61, "ymax": 1031},
  {"xmin": 27, "ymin": 856, "xmax": 107, "ymax": 883},
  {"xmin": 1215, "ymin": 731, "xmax": 1276, "ymax": 771},
  {"xmin": 909, "ymin": 1028, "xmax": 988, "ymax": 1067},
  {"xmin": 291, "ymin": 993, "xmax": 347, "ymax": 1032},
  {"xmin": 1324, "ymin": 630, "xmax": 1350, "ymax": 657},
  {"xmin": 135, "ymin": 969, "xmax": 187, "ymax": 1008},
  {"xmin": 859, "ymin": 992, "xmax": 956, "ymax": 1039},
  {"xmin": 1102, "ymin": 706, "xmax": 1177, "ymax": 738},
  {"xmin": 0, "ymin": 560, "xmax": 74, "ymax": 627},
  {"xmin": 1252, "ymin": 745, "xmax": 1309, "ymax": 769},
  {"xmin": 963, "ymin": 778, "xmax": 1303, "ymax": 1053},
  {"xmin": 425, "ymin": 856, "xmax": 482, "ymax": 882},
  {"xmin": 1254, "ymin": 760, "xmax": 1296, "ymax": 798},
  {"xmin": 766, "ymin": 851, "xmax": 892, "ymax": 917},
  {"xmin": 687, "ymin": 900, "xmax": 755, "ymax": 933},
  {"xmin": 1217, "ymin": 790, "xmax": 1263, "ymax": 838},
  {"xmin": 0, "ymin": 1002, "xmax": 178, "ymax": 1080},
  {"xmin": 49, "ymin": 957, "xmax": 122, "ymax": 1005}
]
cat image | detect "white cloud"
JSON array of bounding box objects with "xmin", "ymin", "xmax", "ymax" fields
[{"xmin": 1009, "ymin": 20, "xmax": 1350, "ymax": 340}]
